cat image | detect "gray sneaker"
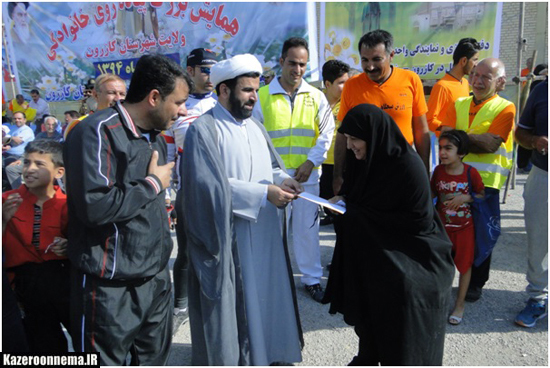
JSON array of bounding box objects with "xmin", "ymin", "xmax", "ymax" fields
[{"xmin": 173, "ymin": 308, "xmax": 189, "ymax": 335}]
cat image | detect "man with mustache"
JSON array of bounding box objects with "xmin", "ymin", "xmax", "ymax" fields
[
  {"xmin": 63, "ymin": 54, "xmax": 191, "ymax": 365},
  {"xmin": 441, "ymin": 58, "xmax": 515, "ymax": 302},
  {"xmin": 35, "ymin": 116, "xmax": 62, "ymax": 142},
  {"xmin": 3, "ymin": 111, "xmax": 35, "ymax": 190},
  {"xmin": 254, "ymin": 37, "xmax": 335, "ymax": 303},
  {"xmin": 63, "ymin": 74, "xmax": 126, "ymax": 140},
  {"xmin": 333, "ymin": 29, "xmax": 431, "ymax": 195},
  {"xmin": 92, "ymin": 74, "xmax": 127, "ymax": 110},
  {"xmin": 181, "ymin": 54, "xmax": 304, "ymax": 365}
]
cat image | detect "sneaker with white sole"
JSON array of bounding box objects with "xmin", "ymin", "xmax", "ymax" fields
[
  {"xmin": 173, "ymin": 308, "xmax": 189, "ymax": 335},
  {"xmin": 515, "ymin": 299, "xmax": 547, "ymax": 328}
]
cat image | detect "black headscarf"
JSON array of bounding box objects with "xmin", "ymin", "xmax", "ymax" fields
[
  {"xmin": 324, "ymin": 105, "xmax": 454, "ymax": 365},
  {"xmin": 338, "ymin": 104, "xmax": 435, "ymax": 234}
]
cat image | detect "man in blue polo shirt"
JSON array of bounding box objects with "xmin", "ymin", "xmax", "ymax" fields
[
  {"xmin": 3, "ymin": 111, "xmax": 35, "ymax": 189},
  {"xmin": 514, "ymin": 77, "xmax": 548, "ymax": 328},
  {"xmin": 3, "ymin": 111, "xmax": 34, "ymax": 158}
]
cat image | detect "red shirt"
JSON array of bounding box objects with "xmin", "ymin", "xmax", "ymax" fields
[
  {"xmin": 431, "ymin": 164, "xmax": 484, "ymax": 232},
  {"xmin": 2, "ymin": 185, "xmax": 68, "ymax": 268}
]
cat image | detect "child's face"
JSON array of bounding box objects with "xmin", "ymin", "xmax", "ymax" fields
[
  {"xmin": 439, "ymin": 138, "xmax": 463, "ymax": 165},
  {"xmin": 22, "ymin": 152, "xmax": 64, "ymax": 190}
]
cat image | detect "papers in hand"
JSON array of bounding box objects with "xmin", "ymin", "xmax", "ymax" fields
[{"xmin": 297, "ymin": 192, "xmax": 346, "ymax": 214}]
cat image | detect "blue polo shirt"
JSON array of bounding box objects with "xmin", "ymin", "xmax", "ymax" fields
[
  {"xmin": 36, "ymin": 131, "xmax": 63, "ymax": 142},
  {"xmin": 4, "ymin": 124, "xmax": 35, "ymax": 157},
  {"xmin": 518, "ymin": 78, "xmax": 548, "ymax": 172}
]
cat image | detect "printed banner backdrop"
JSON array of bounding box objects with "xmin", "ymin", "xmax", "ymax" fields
[
  {"xmin": 2, "ymin": 2, "xmax": 313, "ymax": 102},
  {"xmin": 321, "ymin": 2, "xmax": 501, "ymax": 79}
]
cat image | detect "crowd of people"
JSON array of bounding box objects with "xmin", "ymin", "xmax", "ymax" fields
[{"xmin": 2, "ymin": 28, "xmax": 547, "ymax": 366}]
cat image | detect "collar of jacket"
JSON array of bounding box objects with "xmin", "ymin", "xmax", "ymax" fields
[
  {"xmin": 113, "ymin": 100, "xmax": 160, "ymax": 139},
  {"xmin": 268, "ymin": 77, "xmax": 317, "ymax": 96}
]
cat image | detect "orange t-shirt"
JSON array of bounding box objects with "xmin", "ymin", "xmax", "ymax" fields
[
  {"xmin": 520, "ymin": 68, "xmax": 530, "ymax": 87},
  {"xmin": 338, "ymin": 67, "xmax": 427, "ymax": 145},
  {"xmin": 426, "ymin": 74, "xmax": 470, "ymax": 132},
  {"xmin": 443, "ymin": 94, "xmax": 516, "ymax": 141}
]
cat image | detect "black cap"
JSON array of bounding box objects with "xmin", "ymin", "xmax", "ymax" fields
[
  {"xmin": 8, "ymin": 2, "xmax": 29, "ymax": 18},
  {"xmin": 187, "ymin": 48, "xmax": 218, "ymax": 67},
  {"xmin": 85, "ymin": 78, "xmax": 96, "ymax": 90}
]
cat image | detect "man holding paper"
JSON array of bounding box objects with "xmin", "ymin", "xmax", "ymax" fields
[{"xmin": 181, "ymin": 54, "xmax": 304, "ymax": 365}]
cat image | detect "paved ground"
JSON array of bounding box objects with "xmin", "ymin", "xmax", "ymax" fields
[{"xmin": 168, "ymin": 172, "xmax": 548, "ymax": 366}]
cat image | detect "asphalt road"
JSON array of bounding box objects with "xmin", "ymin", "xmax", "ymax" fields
[{"xmin": 168, "ymin": 172, "xmax": 548, "ymax": 366}]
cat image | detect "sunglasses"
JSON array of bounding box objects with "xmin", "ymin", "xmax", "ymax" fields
[{"xmin": 198, "ymin": 66, "xmax": 211, "ymax": 75}]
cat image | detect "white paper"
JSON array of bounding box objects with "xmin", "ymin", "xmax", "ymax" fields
[{"xmin": 297, "ymin": 192, "xmax": 346, "ymax": 214}]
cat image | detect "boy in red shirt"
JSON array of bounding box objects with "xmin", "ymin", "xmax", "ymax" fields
[
  {"xmin": 431, "ymin": 130, "xmax": 485, "ymax": 325},
  {"xmin": 2, "ymin": 139, "xmax": 70, "ymax": 352}
]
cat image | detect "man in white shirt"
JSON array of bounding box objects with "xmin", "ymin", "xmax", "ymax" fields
[
  {"xmin": 253, "ymin": 37, "xmax": 335, "ymax": 303},
  {"xmin": 29, "ymin": 89, "xmax": 50, "ymax": 131},
  {"xmin": 166, "ymin": 48, "xmax": 220, "ymax": 333},
  {"xmin": 165, "ymin": 48, "xmax": 220, "ymax": 181},
  {"xmin": 2, "ymin": 111, "xmax": 35, "ymax": 189}
]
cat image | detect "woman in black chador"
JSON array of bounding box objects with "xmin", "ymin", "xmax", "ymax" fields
[{"xmin": 324, "ymin": 104, "xmax": 455, "ymax": 366}]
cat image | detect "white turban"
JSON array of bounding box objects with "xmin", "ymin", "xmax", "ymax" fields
[{"xmin": 210, "ymin": 54, "xmax": 263, "ymax": 87}]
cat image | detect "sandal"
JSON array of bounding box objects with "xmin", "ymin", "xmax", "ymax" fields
[{"xmin": 448, "ymin": 315, "xmax": 462, "ymax": 325}]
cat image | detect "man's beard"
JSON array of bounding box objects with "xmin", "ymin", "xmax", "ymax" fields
[
  {"xmin": 13, "ymin": 23, "xmax": 30, "ymax": 44},
  {"xmin": 229, "ymin": 92, "xmax": 254, "ymax": 120},
  {"xmin": 147, "ymin": 108, "xmax": 176, "ymax": 131}
]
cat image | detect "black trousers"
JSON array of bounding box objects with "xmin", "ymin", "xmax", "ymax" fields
[
  {"xmin": 173, "ymin": 190, "xmax": 189, "ymax": 310},
  {"xmin": 3, "ymin": 268, "xmax": 29, "ymax": 352},
  {"xmin": 11, "ymin": 260, "xmax": 71, "ymax": 353},
  {"xmin": 468, "ymin": 187, "xmax": 500, "ymax": 290},
  {"xmin": 319, "ymin": 164, "xmax": 335, "ymax": 200},
  {"xmin": 71, "ymin": 267, "xmax": 172, "ymax": 366}
]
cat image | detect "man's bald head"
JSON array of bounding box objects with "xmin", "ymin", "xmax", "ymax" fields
[
  {"xmin": 478, "ymin": 58, "xmax": 506, "ymax": 78},
  {"xmin": 470, "ymin": 58, "xmax": 506, "ymax": 101}
]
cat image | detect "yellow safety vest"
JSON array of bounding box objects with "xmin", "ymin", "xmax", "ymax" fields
[
  {"xmin": 325, "ymin": 100, "xmax": 340, "ymax": 165},
  {"xmin": 9, "ymin": 99, "xmax": 37, "ymax": 122},
  {"xmin": 259, "ymin": 86, "xmax": 321, "ymax": 169},
  {"xmin": 455, "ymin": 96, "xmax": 514, "ymax": 190}
]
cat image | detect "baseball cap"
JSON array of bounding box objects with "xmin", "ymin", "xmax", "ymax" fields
[
  {"xmin": 187, "ymin": 48, "xmax": 218, "ymax": 67},
  {"xmin": 85, "ymin": 78, "xmax": 96, "ymax": 90}
]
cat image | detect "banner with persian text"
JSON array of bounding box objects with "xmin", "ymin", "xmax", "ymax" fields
[
  {"xmin": 320, "ymin": 2, "xmax": 501, "ymax": 79},
  {"xmin": 2, "ymin": 2, "xmax": 312, "ymax": 102}
]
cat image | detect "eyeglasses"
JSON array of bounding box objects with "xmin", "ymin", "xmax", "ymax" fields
[{"xmin": 199, "ymin": 66, "xmax": 211, "ymax": 75}]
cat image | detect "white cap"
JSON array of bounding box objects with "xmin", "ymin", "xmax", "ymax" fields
[{"xmin": 210, "ymin": 54, "xmax": 263, "ymax": 88}]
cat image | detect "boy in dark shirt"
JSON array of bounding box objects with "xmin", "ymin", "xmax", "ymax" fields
[{"xmin": 2, "ymin": 139, "xmax": 70, "ymax": 352}]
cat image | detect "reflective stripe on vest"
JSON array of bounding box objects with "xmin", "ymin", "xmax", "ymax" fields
[
  {"xmin": 259, "ymin": 86, "xmax": 320, "ymax": 169},
  {"xmin": 455, "ymin": 96, "xmax": 514, "ymax": 189}
]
